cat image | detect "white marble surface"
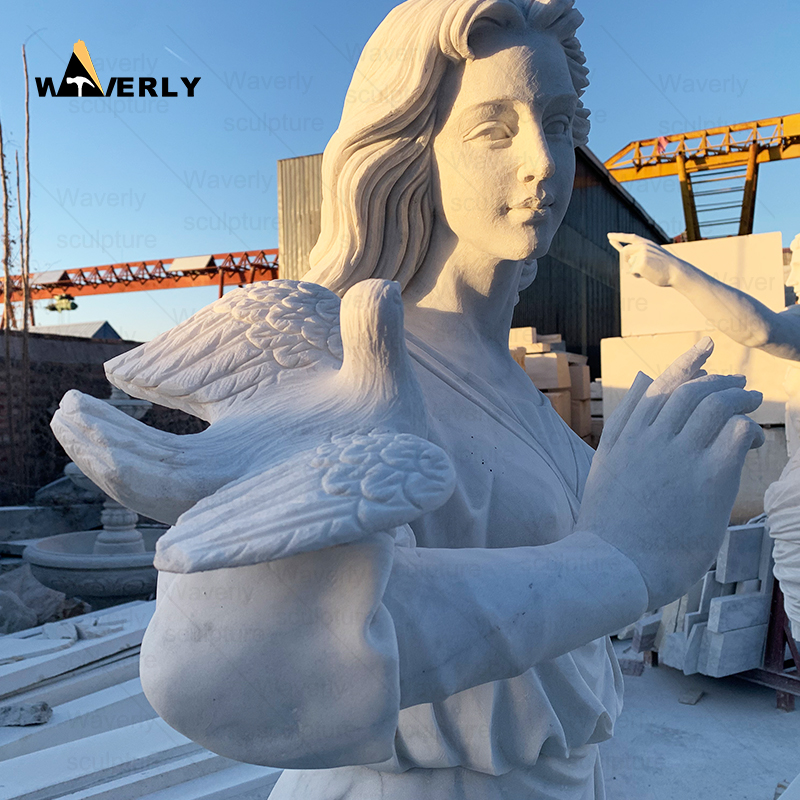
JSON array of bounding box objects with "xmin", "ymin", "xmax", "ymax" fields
[{"xmin": 50, "ymin": 1, "xmax": 765, "ymax": 797}]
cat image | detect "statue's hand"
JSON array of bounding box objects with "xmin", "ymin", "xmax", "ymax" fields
[
  {"xmin": 577, "ymin": 337, "xmax": 764, "ymax": 609},
  {"xmin": 607, "ymin": 232, "xmax": 686, "ymax": 287}
]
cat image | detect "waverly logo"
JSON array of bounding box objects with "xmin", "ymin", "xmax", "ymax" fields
[{"xmin": 35, "ymin": 40, "xmax": 200, "ymax": 98}]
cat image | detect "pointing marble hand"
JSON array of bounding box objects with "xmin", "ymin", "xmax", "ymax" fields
[
  {"xmin": 577, "ymin": 336, "xmax": 765, "ymax": 609},
  {"xmin": 51, "ymin": 279, "xmax": 455, "ymax": 573},
  {"xmin": 607, "ymin": 232, "xmax": 684, "ymax": 286}
]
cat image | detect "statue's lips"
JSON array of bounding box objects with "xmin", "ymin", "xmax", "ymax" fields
[{"xmin": 506, "ymin": 204, "xmax": 553, "ymax": 221}]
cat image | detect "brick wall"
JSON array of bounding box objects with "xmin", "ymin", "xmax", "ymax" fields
[{"xmin": 0, "ymin": 332, "xmax": 207, "ymax": 505}]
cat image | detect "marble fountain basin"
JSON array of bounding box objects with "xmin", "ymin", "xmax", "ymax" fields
[{"xmin": 23, "ymin": 529, "xmax": 161, "ymax": 609}]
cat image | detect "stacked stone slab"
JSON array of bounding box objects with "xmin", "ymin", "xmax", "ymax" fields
[
  {"xmin": 636, "ymin": 522, "xmax": 774, "ymax": 678},
  {"xmin": 509, "ymin": 327, "xmax": 593, "ymax": 444},
  {"xmin": 0, "ymin": 601, "xmax": 281, "ymax": 799}
]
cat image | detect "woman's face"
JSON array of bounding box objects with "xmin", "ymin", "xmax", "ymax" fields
[{"xmin": 431, "ymin": 26, "xmax": 578, "ymax": 263}]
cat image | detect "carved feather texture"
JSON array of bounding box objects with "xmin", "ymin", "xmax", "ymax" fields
[
  {"xmin": 105, "ymin": 280, "xmax": 344, "ymax": 422},
  {"xmin": 154, "ymin": 430, "xmax": 455, "ymax": 573},
  {"xmin": 53, "ymin": 278, "xmax": 453, "ymax": 570}
]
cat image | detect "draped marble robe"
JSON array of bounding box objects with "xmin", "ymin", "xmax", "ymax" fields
[{"xmin": 271, "ymin": 334, "xmax": 623, "ymax": 800}]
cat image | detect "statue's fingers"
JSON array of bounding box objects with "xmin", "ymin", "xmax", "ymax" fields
[
  {"xmin": 596, "ymin": 370, "xmax": 653, "ymax": 454},
  {"xmin": 625, "ymin": 337, "xmax": 714, "ymax": 429},
  {"xmin": 680, "ymin": 387, "xmax": 763, "ymax": 450},
  {"xmin": 607, "ymin": 232, "xmax": 651, "ymax": 252},
  {"xmin": 707, "ymin": 415, "xmax": 766, "ymax": 488},
  {"xmin": 656, "ymin": 374, "xmax": 747, "ymax": 436}
]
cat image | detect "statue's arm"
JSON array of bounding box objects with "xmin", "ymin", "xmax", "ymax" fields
[
  {"xmin": 140, "ymin": 527, "xmax": 647, "ymax": 769},
  {"xmin": 669, "ymin": 261, "xmax": 800, "ymax": 360},
  {"xmin": 609, "ymin": 232, "xmax": 800, "ymax": 361},
  {"xmin": 385, "ymin": 531, "xmax": 648, "ymax": 707}
]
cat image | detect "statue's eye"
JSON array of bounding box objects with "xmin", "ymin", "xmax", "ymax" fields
[
  {"xmin": 545, "ymin": 118, "xmax": 571, "ymax": 137},
  {"xmin": 464, "ymin": 122, "xmax": 514, "ymax": 143}
]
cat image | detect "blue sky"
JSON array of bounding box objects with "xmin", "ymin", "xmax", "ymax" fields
[{"xmin": 0, "ymin": 0, "xmax": 797, "ymax": 341}]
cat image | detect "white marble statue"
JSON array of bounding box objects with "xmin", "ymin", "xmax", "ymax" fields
[
  {"xmin": 608, "ymin": 231, "xmax": 800, "ymax": 638},
  {"xmin": 51, "ymin": 1, "xmax": 765, "ymax": 797}
]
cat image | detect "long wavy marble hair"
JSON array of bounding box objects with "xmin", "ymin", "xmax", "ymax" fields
[{"xmin": 304, "ymin": 0, "xmax": 590, "ymax": 295}]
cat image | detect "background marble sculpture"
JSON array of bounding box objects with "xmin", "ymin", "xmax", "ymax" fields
[
  {"xmin": 609, "ymin": 232, "xmax": 800, "ymax": 638},
  {"xmin": 51, "ymin": 0, "xmax": 764, "ymax": 797}
]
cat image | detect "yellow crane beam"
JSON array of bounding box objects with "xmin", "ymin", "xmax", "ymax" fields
[
  {"xmin": 604, "ymin": 114, "xmax": 800, "ymax": 240},
  {"xmin": 606, "ymin": 114, "xmax": 800, "ymax": 181}
]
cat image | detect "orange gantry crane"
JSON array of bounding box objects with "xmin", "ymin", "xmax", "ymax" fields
[
  {"xmin": 605, "ymin": 113, "xmax": 800, "ymax": 241},
  {"xmin": 0, "ymin": 248, "xmax": 279, "ymax": 309}
]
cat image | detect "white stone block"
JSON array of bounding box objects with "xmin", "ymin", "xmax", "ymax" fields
[
  {"xmin": 570, "ymin": 399, "xmax": 591, "ymax": 437},
  {"xmin": 655, "ymin": 598, "xmax": 681, "ymax": 651},
  {"xmin": 682, "ymin": 621, "xmax": 707, "ymax": 676},
  {"xmin": 683, "ymin": 610, "xmax": 707, "ymax": 635},
  {"xmin": 698, "ymin": 569, "xmax": 735, "ymax": 615},
  {"xmin": 566, "ymin": 352, "xmax": 588, "ymax": 367},
  {"xmin": 510, "ymin": 347, "xmax": 526, "ymax": 369},
  {"xmin": 707, "ymin": 593, "xmax": 771, "ymax": 633},
  {"xmin": 509, "ymin": 327, "xmax": 537, "ymax": 347},
  {"xmin": 659, "ymin": 630, "xmax": 688, "ymax": 670},
  {"xmin": 601, "ymin": 330, "xmax": 788, "ymax": 426},
  {"xmin": 717, "ymin": 524, "xmax": 765, "ymax": 584},
  {"xmin": 620, "ymin": 232, "xmax": 786, "ymax": 338},
  {"xmin": 544, "ymin": 389, "xmax": 572, "ymax": 426},
  {"xmin": 631, "ymin": 612, "xmax": 661, "ymax": 653},
  {"xmin": 0, "ymin": 679, "xmax": 154, "ymax": 761},
  {"xmin": 0, "ymin": 717, "xmax": 200, "ymax": 799},
  {"xmin": 524, "ymin": 352, "xmax": 571, "ymax": 390},
  {"xmin": 569, "ymin": 364, "xmax": 591, "ymax": 401},
  {"xmin": 538, "ymin": 333, "xmax": 562, "ymax": 344},
  {"xmin": 701, "ymin": 624, "xmax": 769, "ymax": 677},
  {"xmin": 731, "ymin": 427, "xmax": 788, "ymax": 524}
]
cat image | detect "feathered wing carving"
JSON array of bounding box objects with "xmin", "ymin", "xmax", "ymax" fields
[
  {"xmin": 52, "ymin": 278, "xmax": 456, "ymax": 568},
  {"xmin": 155, "ymin": 430, "xmax": 455, "ymax": 573},
  {"xmin": 105, "ymin": 280, "xmax": 344, "ymax": 422}
]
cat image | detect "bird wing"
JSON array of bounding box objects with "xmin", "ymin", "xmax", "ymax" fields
[
  {"xmin": 154, "ymin": 430, "xmax": 456, "ymax": 573},
  {"xmin": 105, "ymin": 280, "xmax": 344, "ymax": 422}
]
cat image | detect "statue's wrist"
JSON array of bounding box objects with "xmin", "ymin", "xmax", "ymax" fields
[{"xmin": 667, "ymin": 257, "xmax": 693, "ymax": 290}]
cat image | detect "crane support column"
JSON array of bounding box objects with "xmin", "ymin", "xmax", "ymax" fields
[
  {"xmin": 677, "ymin": 152, "xmax": 701, "ymax": 242},
  {"xmin": 739, "ymin": 142, "xmax": 760, "ymax": 236}
]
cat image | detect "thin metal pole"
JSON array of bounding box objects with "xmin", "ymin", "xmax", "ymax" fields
[
  {"xmin": 0, "ymin": 116, "xmax": 16, "ymax": 483},
  {"xmin": 0, "ymin": 118, "xmax": 12, "ymax": 331},
  {"xmin": 22, "ymin": 45, "xmax": 32, "ymax": 328}
]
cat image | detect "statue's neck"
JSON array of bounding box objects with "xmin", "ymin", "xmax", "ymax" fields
[{"xmin": 401, "ymin": 223, "xmax": 523, "ymax": 358}]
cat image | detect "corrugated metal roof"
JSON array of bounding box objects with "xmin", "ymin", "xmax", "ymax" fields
[
  {"xmin": 29, "ymin": 320, "xmax": 122, "ymax": 340},
  {"xmin": 30, "ymin": 270, "xmax": 70, "ymax": 285},
  {"xmin": 166, "ymin": 255, "xmax": 215, "ymax": 273}
]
